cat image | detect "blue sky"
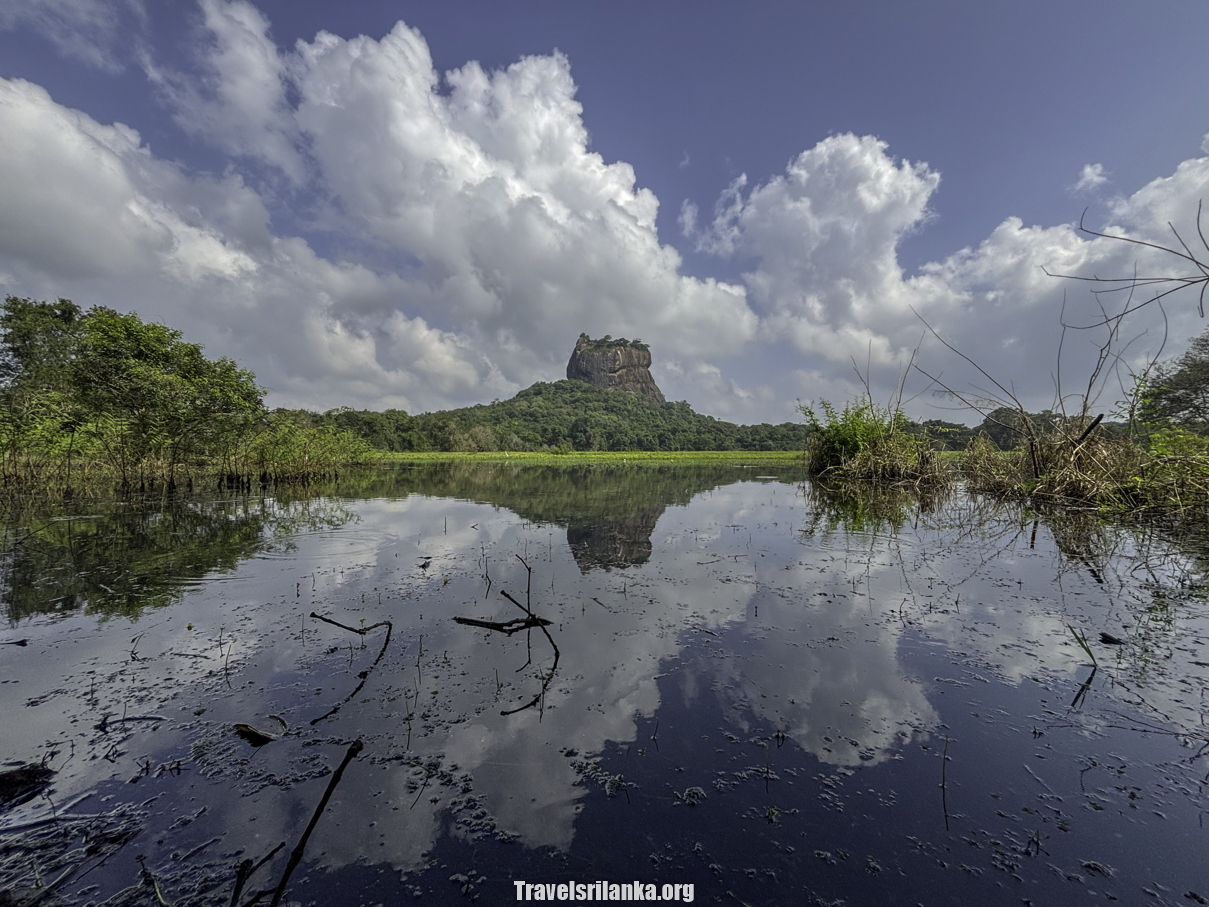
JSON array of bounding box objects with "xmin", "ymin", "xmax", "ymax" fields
[{"xmin": 2, "ymin": 1, "xmax": 1208, "ymax": 423}]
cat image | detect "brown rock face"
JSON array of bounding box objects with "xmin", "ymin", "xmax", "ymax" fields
[{"xmin": 566, "ymin": 334, "xmax": 665, "ymax": 404}]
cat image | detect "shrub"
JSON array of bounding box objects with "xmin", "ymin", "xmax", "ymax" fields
[{"xmin": 802, "ymin": 399, "xmax": 947, "ymax": 486}]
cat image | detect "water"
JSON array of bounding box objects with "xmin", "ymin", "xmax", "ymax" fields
[{"xmin": 1, "ymin": 463, "xmax": 1207, "ymax": 905}]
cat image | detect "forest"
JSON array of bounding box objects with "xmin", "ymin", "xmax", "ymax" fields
[{"xmin": 283, "ymin": 380, "xmax": 814, "ymax": 453}]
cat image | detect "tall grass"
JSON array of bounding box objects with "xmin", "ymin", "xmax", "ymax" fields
[
  {"xmin": 962, "ymin": 422, "xmax": 1209, "ymax": 520},
  {"xmin": 802, "ymin": 399, "xmax": 948, "ymax": 487}
]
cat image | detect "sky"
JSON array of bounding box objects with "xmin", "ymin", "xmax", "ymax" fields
[{"xmin": 1, "ymin": 1, "xmax": 1208, "ymax": 425}]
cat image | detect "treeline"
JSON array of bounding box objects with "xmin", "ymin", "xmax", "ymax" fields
[
  {"xmin": 280, "ymin": 384, "xmax": 1142, "ymax": 457},
  {"xmin": 907, "ymin": 408, "xmax": 1130, "ymax": 451},
  {"xmin": 0, "ymin": 296, "xmax": 378, "ymax": 496},
  {"xmin": 285, "ymin": 380, "xmax": 813, "ymax": 453}
]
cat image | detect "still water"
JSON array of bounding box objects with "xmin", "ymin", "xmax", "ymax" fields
[{"xmin": 1, "ymin": 463, "xmax": 1207, "ymax": 905}]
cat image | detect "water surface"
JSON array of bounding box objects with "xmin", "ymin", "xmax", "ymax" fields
[{"xmin": 2, "ymin": 463, "xmax": 1207, "ymax": 905}]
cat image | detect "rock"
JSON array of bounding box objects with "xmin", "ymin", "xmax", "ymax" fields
[{"xmin": 566, "ymin": 334, "xmax": 665, "ymax": 403}]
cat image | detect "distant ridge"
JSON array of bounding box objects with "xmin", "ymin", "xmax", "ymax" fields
[{"xmin": 282, "ymin": 380, "xmax": 811, "ymax": 452}]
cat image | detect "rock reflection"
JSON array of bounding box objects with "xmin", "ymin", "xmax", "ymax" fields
[{"xmin": 390, "ymin": 461, "xmax": 803, "ymax": 570}]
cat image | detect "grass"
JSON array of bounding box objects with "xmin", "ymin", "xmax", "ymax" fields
[
  {"xmin": 380, "ymin": 449, "xmax": 807, "ymax": 466},
  {"xmin": 961, "ymin": 424, "xmax": 1209, "ymax": 519},
  {"xmin": 802, "ymin": 399, "xmax": 948, "ymax": 488}
]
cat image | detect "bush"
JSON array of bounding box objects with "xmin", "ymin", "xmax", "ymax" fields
[{"xmin": 802, "ymin": 399, "xmax": 946, "ymax": 486}]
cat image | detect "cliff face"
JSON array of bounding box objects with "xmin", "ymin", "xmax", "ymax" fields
[{"xmin": 566, "ymin": 334, "xmax": 665, "ymax": 404}]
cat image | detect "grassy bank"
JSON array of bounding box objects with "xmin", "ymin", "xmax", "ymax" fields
[{"xmin": 381, "ymin": 449, "xmax": 807, "ymax": 466}]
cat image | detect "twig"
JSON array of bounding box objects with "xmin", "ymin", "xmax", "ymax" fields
[
  {"xmin": 230, "ymin": 841, "xmax": 284, "ymax": 907},
  {"xmin": 268, "ymin": 740, "xmax": 363, "ymax": 907},
  {"xmin": 308, "ymin": 614, "xmax": 393, "ymax": 725},
  {"xmin": 941, "ymin": 735, "xmax": 951, "ymax": 832},
  {"xmin": 452, "ymin": 615, "xmax": 551, "ymax": 634}
]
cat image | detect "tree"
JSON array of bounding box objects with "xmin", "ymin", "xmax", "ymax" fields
[
  {"xmin": 71, "ymin": 307, "xmax": 263, "ymax": 486},
  {"xmin": 1140, "ymin": 326, "xmax": 1209, "ymax": 433},
  {"xmin": 0, "ymin": 296, "xmax": 83, "ymax": 390},
  {"xmin": 0, "ymin": 297, "xmax": 87, "ymax": 482}
]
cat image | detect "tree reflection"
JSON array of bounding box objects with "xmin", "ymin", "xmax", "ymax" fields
[{"xmin": 1, "ymin": 495, "xmax": 355, "ymax": 622}]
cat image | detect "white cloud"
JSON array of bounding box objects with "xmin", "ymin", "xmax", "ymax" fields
[
  {"xmin": 677, "ymin": 200, "xmax": 698, "ymax": 238},
  {"xmin": 0, "ymin": 0, "xmax": 145, "ymax": 72},
  {"xmin": 0, "ymin": 5, "xmax": 761, "ymax": 415},
  {"xmin": 692, "ymin": 132, "xmax": 1209, "ymax": 418},
  {"xmin": 1072, "ymin": 162, "xmax": 1109, "ymax": 193},
  {"xmin": 143, "ymin": 0, "xmax": 303, "ymax": 182},
  {"xmin": 2, "ymin": 2, "xmax": 1209, "ymax": 423}
]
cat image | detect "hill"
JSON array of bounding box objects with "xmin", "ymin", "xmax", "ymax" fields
[{"xmin": 284, "ymin": 380, "xmax": 811, "ymax": 452}]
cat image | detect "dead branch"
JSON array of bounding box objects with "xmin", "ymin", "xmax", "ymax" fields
[
  {"xmin": 453, "ymin": 615, "xmax": 551, "ymax": 634},
  {"xmin": 1043, "ymin": 202, "xmax": 1209, "ymax": 325},
  {"xmin": 308, "ymin": 613, "xmax": 393, "ymax": 725}
]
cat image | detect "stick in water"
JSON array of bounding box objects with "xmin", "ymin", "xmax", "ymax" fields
[{"xmin": 268, "ymin": 740, "xmax": 364, "ymax": 907}]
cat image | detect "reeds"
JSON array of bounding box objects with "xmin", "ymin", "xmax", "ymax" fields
[
  {"xmin": 803, "ymin": 399, "xmax": 950, "ymax": 490},
  {"xmin": 961, "ymin": 423, "xmax": 1209, "ymax": 518}
]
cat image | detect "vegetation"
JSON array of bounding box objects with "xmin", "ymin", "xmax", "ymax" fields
[
  {"xmin": 381, "ymin": 449, "xmax": 802, "ymax": 465},
  {"xmin": 1138, "ymin": 328, "xmax": 1209, "ymax": 432},
  {"xmin": 289, "ymin": 380, "xmax": 811, "ymax": 454},
  {"xmin": 577, "ymin": 334, "xmax": 650, "ymax": 352},
  {"xmin": 0, "ymin": 296, "xmax": 378, "ymax": 497},
  {"xmin": 802, "ymin": 398, "xmax": 946, "ymax": 487},
  {"xmin": 0, "ymin": 493, "xmax": 357, "ymax": 621}
]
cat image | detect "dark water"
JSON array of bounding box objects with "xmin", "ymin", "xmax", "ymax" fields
[{"xmin": 1, "ymin": 464, "xmax": 1207, "ymax": 906}]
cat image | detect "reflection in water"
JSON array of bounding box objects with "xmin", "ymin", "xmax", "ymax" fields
[
  {"xmin": 0, "ymin": 494, "xmax": 357, "ymax": 622},
  {"xmin": 389, "ymin": 461, "xmax": 804, "ymax": 570},
  {"xmin": 1, "ymin": 463, "xmax": 1207, "ymax": 906}
]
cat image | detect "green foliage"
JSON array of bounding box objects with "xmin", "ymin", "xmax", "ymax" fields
[
  {"xmin": 1139, "ymin": 326, "xmax": 1209, "ymax": 433},
  {"xmin": 296, "ymin": 380, "xmax": 810, "ymax": 454},
  {"xmin": 244, "ymin": 413, "xmax": 380, "ymax": 479},
  {"xmin": 0, "ymin": 296, "xmax": 375, "ymax": 495},
  {"xmin": 802, "ymin": 399, "xmax": 944, "ymax": 485},
  {"xmin": 580, "ymin": 335, "xmax": 649, "ymax": 352},
  {"xmin": 69, "ymin": 307, "xmax": 263, "ymax": 486},
  {"xmin": 1147, "ymin": 427, "xmax": 1209, "ymax": 459}
]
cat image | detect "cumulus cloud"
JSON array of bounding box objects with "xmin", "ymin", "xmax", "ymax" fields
[
  {"xmin": 0, "ymin": 77, "xmax": 494, "ymax": 413},
  {"xmin": 142, "ymin": 0, "xmax": 302, "ymax": 181},
  {"xmin": 1072, "ymin": 162, "xmax": 1109, "ymax": 193},
  {"xmin": 0, "ymin": 2, "xmax": 757, "ymax": 414},
  {"xmin": 692, "ymin": 133, "xmax": 1209, "ymax": 418},
  {"xmin": 2, "ymin": 1, "xmax": 1208, "ymax": 423}
]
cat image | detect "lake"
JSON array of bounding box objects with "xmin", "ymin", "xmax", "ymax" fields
[{"xmin": 1, "ymin": 462, "xmax": 1207, "ymax": 905}]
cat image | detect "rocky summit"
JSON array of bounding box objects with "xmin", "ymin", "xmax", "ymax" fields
[{"xmin": 566, "ymin": 334, "xmax": 665, "ymax": 404}]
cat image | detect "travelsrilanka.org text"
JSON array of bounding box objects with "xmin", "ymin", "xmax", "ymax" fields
[{"xmin": 514, "ymin": 881, "xmax": 695, "ymax": 901}]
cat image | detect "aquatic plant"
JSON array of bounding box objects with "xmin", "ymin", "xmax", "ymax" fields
[{"xmin": 801, "ymin": 398, "xmax": 948, "ymax": 487}]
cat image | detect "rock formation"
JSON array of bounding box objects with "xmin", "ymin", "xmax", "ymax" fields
[{"xmin": 566, "ymin": 334, "xmax": 665, "ymax": 404}]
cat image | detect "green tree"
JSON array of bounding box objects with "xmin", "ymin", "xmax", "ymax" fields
[
  {"xmin": 71, "ymin": 308, "xmax": 263, "ymax": 488},
  {"xmin": 1140, "ymin": 326, "xmax": 1209, "ymax": 433},
  {"xmin": 0, "ymin": 297, "xmax": 87, "ymax": 483}
]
